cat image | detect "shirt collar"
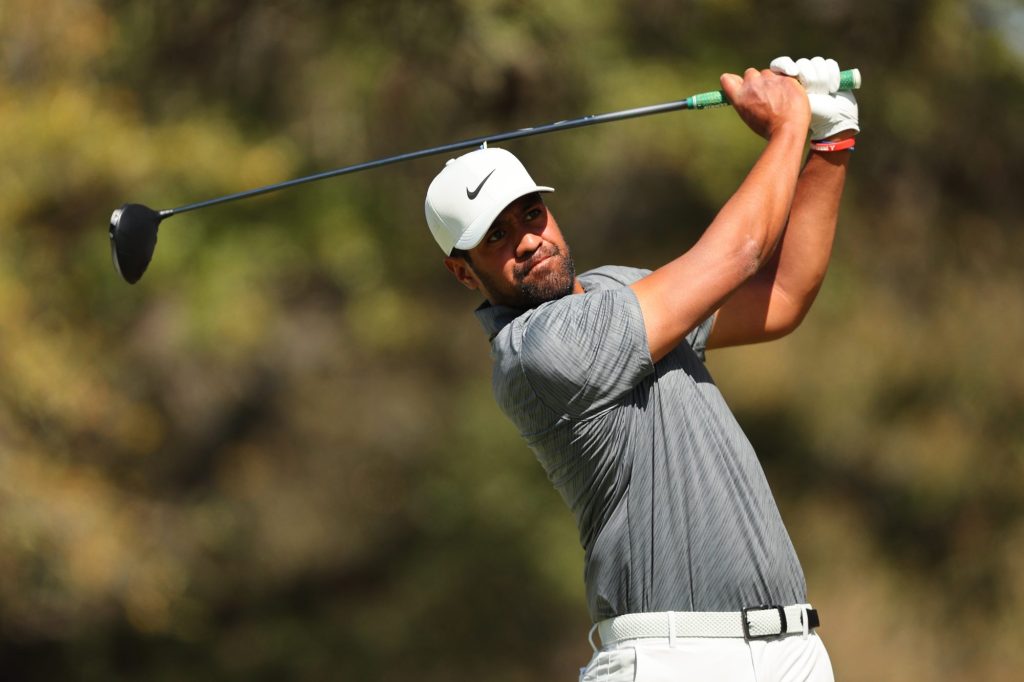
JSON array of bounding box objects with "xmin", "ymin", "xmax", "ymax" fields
[
  {"xmin": 474, "ymin": 300, "xmax": 524, "ymax": 340},
  {"xmin": 471, "ymin": 272, "xmax": 603, "ymax": 340}
]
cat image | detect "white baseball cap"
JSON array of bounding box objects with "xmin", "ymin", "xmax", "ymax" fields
[{"xmin": 424, "ymin": 147, "xmax": 554, "ymax": 255}]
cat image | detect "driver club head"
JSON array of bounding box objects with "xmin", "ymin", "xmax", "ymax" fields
[{"xmin": 109, "ymin": 203, "xmax": 164, "ymax": 284}]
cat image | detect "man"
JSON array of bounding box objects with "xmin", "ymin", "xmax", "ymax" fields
[{"xmin": 424, "ymin": 57, "xmax": 857, "ymax": 681}]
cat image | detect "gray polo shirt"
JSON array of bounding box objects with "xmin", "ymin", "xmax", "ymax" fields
[{"xmin": 475, "ymin": 265, "xmax": 806, "ymax": 622}]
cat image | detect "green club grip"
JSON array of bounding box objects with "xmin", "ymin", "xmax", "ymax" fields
[
  {"xmin": 840, "ymin": 68, "xmax": 861, "ymax": 90},
  {"xmin": 685, "ymin": 68, "xmax": 862, "ymax": 110}
]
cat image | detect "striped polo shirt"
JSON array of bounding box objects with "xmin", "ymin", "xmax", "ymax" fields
[{"xmin": 475, "ymin": 265, "xmax": 806, "ymax": 622}]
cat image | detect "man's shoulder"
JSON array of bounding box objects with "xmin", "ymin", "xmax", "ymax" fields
[
  {"xmin": 579, "ymin": 264, "xmax": 652, "ymax": 291},
  {"xmin": 490, "ymin": 266, "xmax": 656, "ymax": 419}
]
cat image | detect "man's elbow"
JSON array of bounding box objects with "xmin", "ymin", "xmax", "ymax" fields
[
  {"xmin": 768, "ymin": 311, "xmax": 806, "ymax": 339},
  {"xmin": 767, "ymin": 285, "xmax": 820, "ymax": 338},
  {"xmin": 735, "ymin": 237, "xmax": 765, "ymax": 281}
]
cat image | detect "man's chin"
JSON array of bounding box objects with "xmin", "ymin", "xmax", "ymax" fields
[
  {"xmin": 520, "ymin": 285, "xmax": 572, "ymax": 308},
  {"xmin": 514, "ymin": 269, "xmax": 576, "ymax": 308},
  {"xmin": 482, "ymin": 250, "xmax": 577, "ymax": 309}
]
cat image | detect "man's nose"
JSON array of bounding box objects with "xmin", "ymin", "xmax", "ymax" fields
[{"xmin": 516, "ymin": 230, "xmax": 542, "ymax": 259}]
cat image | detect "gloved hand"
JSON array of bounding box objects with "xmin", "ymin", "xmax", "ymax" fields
[{"xmin": 770, "ymin": 56, "xmax": 859, "ymax": 140}]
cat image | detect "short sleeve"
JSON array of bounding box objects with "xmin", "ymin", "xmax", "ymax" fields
[
  {"xmin": 582, "ymin": 264, "xmax": 714, "ymax": 360},
  {"xmin": 685, "ymin": 314, "xmax": 716, "ymax": 361},
  {"xmin": 517, "ymin": 288, "xmax": 654, "ymax": 418}
]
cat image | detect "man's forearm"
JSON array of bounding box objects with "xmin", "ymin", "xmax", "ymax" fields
[
  {"xmin": 631, "ymin": 68, "xmax": 813, "ymax": 361},
  {"xmin": 704, "ymin": 57, "xmax": 858, "ymax": 349},
  {"xmin": 632, "ymin": 124, "xmax": 809, "ymax": 361},
  {"xmin": 705, "ymin": 145, "xmax": 851, "ymax": 349},
  {"xmin": 763, "ymin": 147, "xmax": 850, "ymax": 308},
  {"xmin": 711, "ymin": 124, "xmax": 809, "ymax": 269}
]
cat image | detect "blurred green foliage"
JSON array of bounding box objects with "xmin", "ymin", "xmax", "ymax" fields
[{"xmin": 1, "ymin": 0, "xmax": 1022, "ymax": 680}]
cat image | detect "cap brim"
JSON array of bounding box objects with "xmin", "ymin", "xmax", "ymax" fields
[{"xmin": 452, "ymin": 186, "xmax": 555, "ymax": 253}]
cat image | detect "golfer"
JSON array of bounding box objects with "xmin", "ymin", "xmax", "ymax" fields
[{"xmin": 424, "ymin": 57, "xmax": 857, "ymax": 682}]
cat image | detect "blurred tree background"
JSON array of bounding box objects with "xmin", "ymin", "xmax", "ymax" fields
[{"xmin": 1, "ymin": 0, "xmax": 1022, "ymax": 680}]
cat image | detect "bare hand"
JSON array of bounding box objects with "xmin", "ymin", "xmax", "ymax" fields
[{"xmin": 719, "ymin": 68, "xmax": 811, "ymax": 139}]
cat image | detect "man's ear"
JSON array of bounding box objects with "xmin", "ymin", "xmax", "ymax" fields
[{"xmin": 444, "ymin": 256, "xmax": 481, "ymax": 291}]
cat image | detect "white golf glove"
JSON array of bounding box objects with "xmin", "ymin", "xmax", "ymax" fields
[{"xmin": 770, "ymin": 56, "xmax": 859, "ymax": 140}]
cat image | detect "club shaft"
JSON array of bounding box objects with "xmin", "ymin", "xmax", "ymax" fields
[
  {"xmin": 164, "ymin": 100, "xmax": 692, "ymax": 216},
  {"xmin": 165, "ymin": 68, "xmax": 861, "ymax": 217}
]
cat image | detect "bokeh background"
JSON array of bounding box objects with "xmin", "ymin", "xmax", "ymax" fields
[{"xmin": 2, "ymin": 1, "xmax": 1023, "ymax": 680}]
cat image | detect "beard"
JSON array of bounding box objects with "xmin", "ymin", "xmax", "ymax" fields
[{"xmin": 478, "ymin": 243, "xmax": 577, "ymax": 310}]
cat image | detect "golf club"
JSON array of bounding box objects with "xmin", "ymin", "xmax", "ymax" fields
[{"xmin": 109, "ymin": 69, "xmax": 861, "ymax": 284}]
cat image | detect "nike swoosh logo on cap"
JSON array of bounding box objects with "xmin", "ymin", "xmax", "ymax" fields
[{"xmin": 466, "ymin": 169, "xmax": 496, "ymax": 200}]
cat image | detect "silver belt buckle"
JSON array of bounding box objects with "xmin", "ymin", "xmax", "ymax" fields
[{"xmin": 741, "ymin": 604, "xmax": 787, "ymax": 641}]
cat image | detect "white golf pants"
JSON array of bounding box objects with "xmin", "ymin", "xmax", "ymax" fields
[{"xmin": 579, "ymin": 633, "xmax": 834, "ymax": 682}]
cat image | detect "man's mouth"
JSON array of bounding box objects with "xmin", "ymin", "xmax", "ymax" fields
[
  {"xmin": 517, "ymin": 248, "xmax": 557, "ymax": 280},
  {"xmin": 525, "ymin": 254, "xmax": 551, "ymax": 275}
]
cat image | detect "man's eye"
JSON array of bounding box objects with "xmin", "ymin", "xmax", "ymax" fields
[
  {"xmin": 525, "ymin": 208, "xmax": 542, "ymax": 221},
  {"xmin": 486, "ymin": 229, "xmax": 505, "ymax": 243}
]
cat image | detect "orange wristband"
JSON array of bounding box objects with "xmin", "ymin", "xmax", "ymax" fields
[{"xmin": 809, "ymin": 137, "xmax": 856, "ymax": 152}]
